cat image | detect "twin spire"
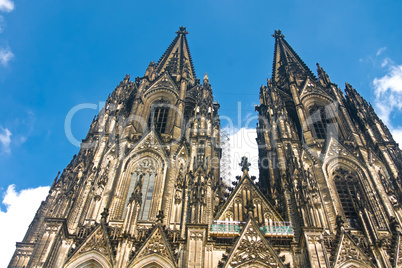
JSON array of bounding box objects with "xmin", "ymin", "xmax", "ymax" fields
[
  {"xmin": 157, "ymin": 27, "xmax": 317, "ymax": 86},
  {"xmin": 156, "ymin": 26, "xmax": 196, "ymax": 84},
  {"xmin": 271, "ymin": 29, "xmax": 317, "ymax": 83}
]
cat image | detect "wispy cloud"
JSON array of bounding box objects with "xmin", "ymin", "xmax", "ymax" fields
[
  {"xmin": 0, "ymin": 46, "xmax": 13, "ymax": 66},
  {"xmin": 0, "ymin": 126, "xmax": 11, "ymax": 153},
  {"xmin": 381, "ymin": 58, "xmax": 392, "ymax": 68},
  {"xmin": 0, "ymin": 0, "xmax": 14, "ymax": 12},
  {"xmin": 376, "ymin": 47, "xmax": 387, "ymax": 56},
  {"xmin": 0, "ymin": 184, "xmax": 50, "ymax": 268},
  {"xmin": 373, "ymin": 63, "xmax": 402, "ymax": 145}
]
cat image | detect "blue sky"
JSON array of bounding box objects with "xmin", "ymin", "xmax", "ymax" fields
[{"xmin": 0, "ymin": 0, "xmax": 402, "ymax": 264}]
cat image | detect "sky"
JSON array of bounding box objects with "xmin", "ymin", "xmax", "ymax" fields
[{"xmin": 1, "ymin": 0, "xmax": 402, "ymax": 265}]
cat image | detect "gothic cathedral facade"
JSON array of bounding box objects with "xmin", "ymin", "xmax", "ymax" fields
[{"xmin": 8, "ymin": 28, "xmax": 402, "ymax": 267}]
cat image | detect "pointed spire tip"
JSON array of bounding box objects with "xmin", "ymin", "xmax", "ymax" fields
[
  {"xmin": 203, "ymin": 73, "xmax": 209, "ymax": 82},
  {"xmin": 176, "ymin": 26, "xmax": 189, "ymax": 35},
  {"xmin": 272, "ymin": 29, "xmax": 285, "ymax": 39}
]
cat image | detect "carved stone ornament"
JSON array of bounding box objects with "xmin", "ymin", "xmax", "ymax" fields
[
  {"xmin": 334, "ymin": 233, "xmax": 372, "ymax": 267},
  {"xmin": 225, "ymin": 219, "xmax": 284, "ymax": 268}
]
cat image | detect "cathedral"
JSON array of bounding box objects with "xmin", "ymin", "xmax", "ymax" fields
[{"xmin": 8, "ymin": 27, "xmax": 402, "ymax": 267}]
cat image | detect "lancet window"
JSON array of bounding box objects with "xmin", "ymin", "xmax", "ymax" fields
[
  {"xmin": 148, "ymin": 102, "xmax": 169, "ymax": 134},
  {"xmin": 333, "ymin": 168, "xmax": 361, "ymax": 229},
  {"xmin": 309, "ymin": 105, "xmax": 332, "ymax": 139},
  {"xmin": 123, "ymin": 159, "xmax": 157, "ymax": 220}
]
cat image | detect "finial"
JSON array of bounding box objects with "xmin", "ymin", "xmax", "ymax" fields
[
  {"xmin": 272, "ymin": 29, "xmax": 285, "ymax": 39},
  {"xmin": 345, "ymin": 82, "xmax": 354, "ymax": 92},
  {"xmin": 101, "ymin": 208, "xmax": 109, "ymax": 223},
  {"xmin": 156, "ymin": 210, "xmax": 165, "ymax": 223},
  {"xmin": 316, "ymin": 63, "xmax": 331, "ymax": 86},
  {"xmin": 176, "ymin": 26, "xmax": 188, "ymax": 35},
  {"xmin": 203, "ymin": 73, "xmax": 209, "ymax": 83},
  {"xmin": 239, "ymin": 156, "xmax": 251, "ymax": 172}
]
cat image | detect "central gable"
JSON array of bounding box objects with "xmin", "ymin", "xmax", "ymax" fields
[
  {"xmin": 216, "ymin": 173, "xmax": 283, "ymax": 224},
  {"xmin": 221, "ymin": 218, "xmax": 284, "ymax": 268}
]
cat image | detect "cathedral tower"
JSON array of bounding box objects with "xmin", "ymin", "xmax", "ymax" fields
[
  {"xmin": 256, "ymin": 30, "xmax": 402, "ymax": 267},
  {"xmin": 8, "ymin": 27, "xmax": 225, "ymax": 268}
]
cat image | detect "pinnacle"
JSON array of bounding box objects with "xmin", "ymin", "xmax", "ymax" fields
[
  {"xmin": 272, "ymin": 29, "xmax": 285, "ymax": 39},
  {"xmin": 203, "ymin": 73, "xmax": 209, "ymax": 83},
  {"xmin": 176, "ymin": 26, "xmax": 189, "ymax": 35},
  {"xmin": 271, "ymin": 30, "xmax": 317, "ymax": 82}
]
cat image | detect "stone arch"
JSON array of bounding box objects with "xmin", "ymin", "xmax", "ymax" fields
[
  {"xmin": 110, "ymin": 144, "xmax": 168, "ymax": 221},
  {"xmin": 122, "ymin": 154, "xmax": 164, "ymax": 221},
  {"xmin": 323, "ymin": 154, "xmax": 387, "ymax": 229},
  {"xmin": 64, "ymin": 251, "xmax": 112, "ymax": 268},
  {"xmin": 323, "ymin": 157, "xmax": 365, "ymax": 218},
  {"xmin": 301, "ymin": 91, "xmax": 334, "ymax": 106},
  {"xmin": 128, "ymin": 253, "xmax": 175, "ymax": 268},
  {"xmin": 142, "ymin": 89, "xmax": 179, "ymax": 135},
  {"xmin": 336, "ymin": 259, "xmax": 373, "ymax": 268},
  {"xmin": 302, "ymin": 96, "xmax": 340, "ymax": 139}
]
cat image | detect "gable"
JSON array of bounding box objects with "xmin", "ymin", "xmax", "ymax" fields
[
  {"xmin": 223, "ymin": 218, "xmax": 284, "ymax": 268},
  {"xmin": 300, "ymin": 77, "xmax": 333, "ymax": 102},
  {"xmin": 143, "ymin": 72, "xmax": 179, "ymax": 99},
  {"xmin": 216, "ymin": 175, "xmax": 283, "ymax": 224},
  {"xmin": 334, "ymin": 233, "xmax": 372, "ymax": 268},
  {"xmin": 172, "ymin": 141, "xmax": 190, "ymax": 160},
  {"xmin": 124, "ymin": 130, "xmax": 168, "ymax": 171},
  {"xmin": 65, "ymin": 225, "xmax": 114, "ymax": 267},
  {"xmin": 323, "ymin": 137, "xmax": 364, "ymax": 174},
  {"xmin": 129, "ymin": 224, "xmax": 177, "ymax": 268}
]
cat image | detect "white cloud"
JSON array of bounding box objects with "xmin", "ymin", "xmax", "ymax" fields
[
  {"xmin": 391, "ymin": 128, "xmax": 402, "ymax": 146},
  {"xmin": 381, "ymin": 58, "xmax": 391, "ymax": 68},
  {"xmin": 0, "ymin": 185, "xmax": 50, "ymax": 268},
  {"xmin": 376, "ymin": 47, "xmax": 387, "ymax": 56},
  {"xmin": 373, "ymin": 65, "xmax": 402, "ymax": 97},
  {"xmin": 373, "ymin": 63, "xmax": 402, "ymax": 145},
  {"xmin": 0, "ymin": 127, "xmax": 11, "ymax": 153},
  {"xmin": 222, "ymin": 127, "xmax": 259, "ymax": 181},
  {"xmin": 0, "ymin": 46, "xmax": 14, "ymax": 66},
  {"xmin": 0, "ymin": 0, "xmax": 14, "ymax": 12}
]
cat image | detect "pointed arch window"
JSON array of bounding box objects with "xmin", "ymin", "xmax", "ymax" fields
[
  {"xmin": 309, "ymin": 105, "xmax": 332, "ymax": 139},
  {"xmin": 333, "ymin": 168, "xmax": 361, "ymax": 229},
  {"xmin": 148, "ymin": 102, "xmax": 169, "ymax": 134},
  {"xmin": 123, "ymin": 159, "xmax": 157, "ymax": 221}
]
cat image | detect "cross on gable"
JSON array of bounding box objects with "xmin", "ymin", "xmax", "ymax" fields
[{"xmin": 239, "ymin": 156, "xmax": 251, "ymax": 171}]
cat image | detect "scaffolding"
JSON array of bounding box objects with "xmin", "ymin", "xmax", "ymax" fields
[
  {"xmin": 210, "ymin": 220, "xmax": 294, "ymax": 239},
  {"xmin": 220, "ymin": 130, "xmax": 231, "ymax": 186}
]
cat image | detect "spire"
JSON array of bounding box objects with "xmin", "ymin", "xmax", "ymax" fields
[
  {"xmin": 156, "ymin": 26, "xmax": 196, "ymax": 84},
  {"xmin": 203, "ymin": 73, "xmax": 209, "ymax": 84},
  {"xmin": 271, "ymin": 30, "xmax": 316, "ymax": 83},
  {"xmin": 316, "ymin": 63, "xmax": 332, "ymax": 86}
]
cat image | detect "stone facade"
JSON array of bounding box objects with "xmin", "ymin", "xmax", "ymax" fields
[{"xmin": 8, "ymin": 28, "xmax": 402, "ymax": 267}]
